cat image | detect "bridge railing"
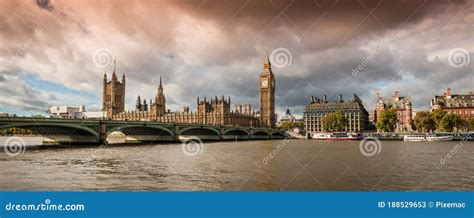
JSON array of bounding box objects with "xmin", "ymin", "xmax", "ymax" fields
[{"xmin": 0, "ymin": 117, "xmax": 284, "ymax": 133}]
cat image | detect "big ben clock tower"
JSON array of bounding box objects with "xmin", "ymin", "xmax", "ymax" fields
[{"xmin": 259, "ymin": 52, "xmax": 276, "ymax": 129}]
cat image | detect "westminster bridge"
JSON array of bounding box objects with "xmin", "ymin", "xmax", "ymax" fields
[{"xmin": 0, "ymin": 117, "xmax": 285, "ymax": 144}]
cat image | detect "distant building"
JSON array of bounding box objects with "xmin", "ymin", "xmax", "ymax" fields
[
  {"xmin": 431, "ymin": 88, "xmax": 474, "ymax": 120},
  {"xmin": 48, "ymin": 105, "xmax": 105, "ymax": 119},
  {"xmin": 374, "ymin": 91, "xmax": 413, "ymax": 132},
  {"xmin": 304, "ymin": 94, "xmax": 369, "ymax": 133},
  {"xmin": 411, "ymin": 109, "xmax": 418, "ymax": 121},
  {"xmin": 368, "ymin": 112, "xmax": 375, "ymax": 124},
  {"xmin": 277, "ymin": 108, "xmax": 301, "ymax": 127},
  {"xmin": 280, "ymin": 108, "xmax": 296, "ymax": 122}
]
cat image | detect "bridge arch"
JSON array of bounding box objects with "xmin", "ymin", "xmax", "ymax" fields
[
  {"xmin": 223, "ymin": 129, "xmax": 250, "ymax": 136},
  {"xmin": 271, "ymin": 132, "xmax": 284, "ymax": 138},
  {"xmin": 0, "ymin": 123, "xmax": 99, "ymax": 138},
  {"xmin": 179, "ymin": 127, "xmax": 221, "ymax": 136},
  {"xmin": 107, "ymin": 125, "xmax": 174, "ymax": 137},
  {"xmin": 252, "ymin": 130, "xmax": 269, "ymax": 136}
]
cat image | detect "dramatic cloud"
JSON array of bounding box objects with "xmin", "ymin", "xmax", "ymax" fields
[
  {"xmin": 0, "ymin": 74, "xmax": 55, "ymax": 112},
  {"xmin": 0, "ymin": 0, "xmax": 472, "ymax": 117}
]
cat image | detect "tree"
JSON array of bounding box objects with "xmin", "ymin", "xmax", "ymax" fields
[
  {"xmin": 334, "ymin": 111, "xmax": 348, "ymax": 132},
  {"xmin": 414, "ymin": 111, "xmax": 436, "ymax": 133},
  {"xmin": 322, "ymin": 113, "xmax": 335, "ymax": 132},
  {"xmin": 376, "ymin": 108, "xmax": 397, "ymax": 132},
  {"xmin": 280, "ymin": 121, "xmax": 304, "ymax": 130},
  {"xmin": 322, "ymin": 111, "xmax": 348, "ymax": 132},
  {"xmin": 469, "ymin": 118, "xmax": 474, "ymax": 131},
  {"xmin": 439, "ymin": 113, "xmax": 463, "ymax": 132},
  {"xmin": 459, "ymin": 118, "xmax": 468, "ymax": 132},
  {"xmin": 431, "ymin": 108, "xmax": 447, "ymax": 128}
]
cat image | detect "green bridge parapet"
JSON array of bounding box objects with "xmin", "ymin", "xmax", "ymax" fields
[{"xmin": 0, "ymin": 118, "xmax": 285, "ymax": 144}]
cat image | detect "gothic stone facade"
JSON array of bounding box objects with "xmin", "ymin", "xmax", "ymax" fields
[
  {"xmin": 304, "ymin": 94, "xmax": 369, "ymax": 132},
  {"xmin": 102, "ymin": 54, "xmax": 276, "ymax": 128},
  {"xmin": 102, "ymin": 66, "xmax": 125, "ymax": 117},
  {"xmin": 374, "ymin": 91, "xmax": 413, "ymax": 132},
  {"xmin": 431, "ymin": 88, "xmax": 474, "ymax": 120},
  {"xmin": 111, "ymin": 95, "xmax": 260, "ymax": 127}
]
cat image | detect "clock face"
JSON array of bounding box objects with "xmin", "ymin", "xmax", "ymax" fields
[{"xmin": 261, "ymin": 79, "xmax": 268, "ymax": 88}]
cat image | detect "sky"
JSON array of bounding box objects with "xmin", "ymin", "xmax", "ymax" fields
[{"xmin": 0, "ymin": 0, "xmax": 473, "ymax": 119}]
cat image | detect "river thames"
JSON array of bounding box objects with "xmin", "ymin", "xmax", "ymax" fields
[{"xmin": 0, "ymin": 139, "xmax": 473, "ymax": 191}]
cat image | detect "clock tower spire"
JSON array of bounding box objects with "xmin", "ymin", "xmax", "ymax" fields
[{"xmin": 259, "ymin": 51, "xmax": 276, "ymax": 129}]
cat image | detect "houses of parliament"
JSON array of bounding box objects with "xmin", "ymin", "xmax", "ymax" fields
[{"xmin": 102, "ymin": 54, "xmax": 276, "ymax": 128}]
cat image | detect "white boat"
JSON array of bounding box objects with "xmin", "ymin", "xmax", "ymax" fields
[
  {"xmin": 312, "ymin": 132, "xmax": 363, "ymax": 140},
  {"xmin": 403, "ymin": 134, "xmax": 453, "ymax": 141},
  {"xmin": 426, "ymin": 134, "xmax": 453, "ymax": 141},
  {"xmin": 403, "ymin": 134, "xmax": 426, "ymax": 141}
]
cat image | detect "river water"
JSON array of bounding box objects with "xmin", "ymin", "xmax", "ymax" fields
[{"xmin": 0, "ymin": 139, "xmax": 473, "ymax": 191}]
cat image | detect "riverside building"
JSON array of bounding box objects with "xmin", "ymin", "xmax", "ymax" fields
[
  {"xmin": 374, "ymin": 91, "xmax": 413, "ymax": 132},
  {"xmin": 303, "ymin": 94, "xmax": 369, "ymax": 133},
  {"xmin": 431, "ymin": 88, "xmax": 474, "ymax": 120}
]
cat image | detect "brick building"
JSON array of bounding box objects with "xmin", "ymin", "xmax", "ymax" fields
[
  {"xmin": 374, "ymin": 91, "xmax": 413, "ymax": 132},
  {"xmin": 431, "ymin": 88, "xmax": 474, "ymax": 120}
]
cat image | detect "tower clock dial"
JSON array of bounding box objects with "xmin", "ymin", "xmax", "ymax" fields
[{"xmin": 261, "ymin": 79, "xmax": 268, "ymax": 88}]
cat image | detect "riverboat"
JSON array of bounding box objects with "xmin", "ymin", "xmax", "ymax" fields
[{"xmin": 312, "ymin": 132, "xmax": 363, "ymax": 140}]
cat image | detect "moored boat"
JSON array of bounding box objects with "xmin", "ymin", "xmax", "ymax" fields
[
  {"xmin": 312, "ymin": 132, "xmax": 363, "ymax": 140},
  {"xmin": 426, "ymin": 134, "xmax": 453, "ymax": 141},
  {"xmin": 403, "ymin": 134, "xmax": 426, "ymax": 141},
  {"xmin": 403, "ymin": 133, "xmax": 454, "ymax": 141}
]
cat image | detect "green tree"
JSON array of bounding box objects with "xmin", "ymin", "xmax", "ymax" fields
[
  {"xmin": 414, "ymin": 111, "xmax": 436, "ymax": 132},
  {"xmin": 280, "ymin": 122, "xmax": 291, "ymax": 130},
  {"xmin": 431, "ymin": 108, "xmax": 447, "ymax": 128},
  {"xmin": 376, "ymin": 108, "xmax": 397, "ymax": 132},
  {"xmin": 334, "ymin": 111, "xmax": 348, "ymax": 131},
  {"xmin": 439, "ymin": 113, "xmax": 463, "ymax": 132},
  {"xmin": 280, "ymin": 121, "xmax": 304, "ymax": 130},
  {"xmin": 322, "ymin": 111, "xmax": 348, "ymax": 132},
  {"xmin": 322, "ymin": 113, "xmax": 335, "ymax": 132},
  {"xmin": 469, "ymin": 118, "xmax": 474, "ymax": 131},
  {"xmin": 459, "ymin": 118, "xmax": 468, "ymax": 132}
]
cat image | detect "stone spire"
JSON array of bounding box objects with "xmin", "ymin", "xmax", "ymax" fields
[
  {"xmin": 143, "ymin": 99, "xmax": 148, "ymax": 111},
  {"xmin": 264, "ymin": 50, "xmax": 271, "ymax": 69},
  {"xmin": 262, "ymin": 50, "xmax": 273, "ymax": 75},
  {"xmin": 111, "ymin": 59, "xmax": 117, "ymax": 81},
  {"xmin": 136, "ymin": 95, "xmax": 142, "ymax": 111},
  {"xmin": 158, "ymin": 76, "xmax": 163, "ymax": 92},
  {"xmin": 155, "ymin": 77, "xmax": 166, "ymax": 114}
]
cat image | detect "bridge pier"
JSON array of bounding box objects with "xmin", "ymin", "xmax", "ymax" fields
[
  {"xmin": 98, "ymin": 121, "xmax": 107, "ymax": 144},
  {"xmin": 174, "ymin": 125, "xmax": 180, "ymax": 142}
]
